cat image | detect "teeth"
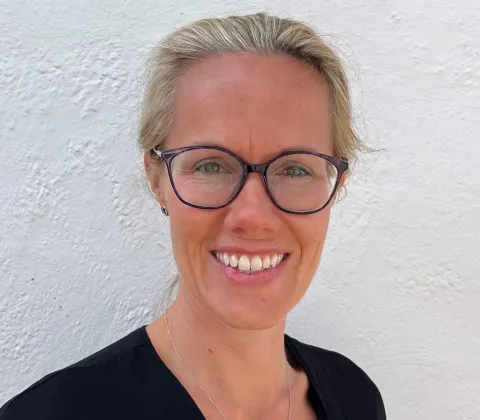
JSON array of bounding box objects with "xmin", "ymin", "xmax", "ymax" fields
[
  {"xmin": 214, "ymin": 252, "xmax": 287, "ymax": 273},
  {"xmin": 223, "ymin": 252, "xmax": 230, "ymax": 266},
  {"xmin": 238, "ymin": 255, "xmax": 250, "ymax": 271},
  {"xmin": 229, "ymin": 254, "xmax": 238, "ymax": 268},
  {"xmin": 262, "ymin": 255, "xmax": 270, "ymax": 269},
  {"xmin": 270, "ymin": 254, "xmax": 278, "ymax": 267},
  {"xmin": 250, "ymin": 256, "xmax": 263, "ymax": 271}
]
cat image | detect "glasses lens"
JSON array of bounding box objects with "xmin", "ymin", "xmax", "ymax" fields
[
  {"xmin": 170, "ymin": 148, "xmax": 243, "ymax": 207},
  {"xmin": 267, "ymin": 153, "xmax": 338, "ymax": 212}
]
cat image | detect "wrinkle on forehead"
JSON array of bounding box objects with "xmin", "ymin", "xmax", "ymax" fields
[{"xmin": 167, "ymin": 53, "xmax": 333, "ymax": 160}]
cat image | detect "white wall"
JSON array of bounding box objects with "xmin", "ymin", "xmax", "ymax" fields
[{"xmin": 1, "ymin": 0, "xmax": 479, "ymax": 418}]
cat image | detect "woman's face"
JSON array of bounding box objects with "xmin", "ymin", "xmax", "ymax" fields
[{"xmin": 147, "ymin": 53, "xmax": 345, "ymax": 329}]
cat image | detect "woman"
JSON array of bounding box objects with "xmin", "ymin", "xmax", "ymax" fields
[{"xmin": 1, "ymin": 12, "xmax": 386, "ymax": 420}]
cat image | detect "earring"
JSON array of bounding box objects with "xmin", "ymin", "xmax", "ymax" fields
[{"xmin": 160, "ymin": 205, "xmax": 169, "ymax": 217}]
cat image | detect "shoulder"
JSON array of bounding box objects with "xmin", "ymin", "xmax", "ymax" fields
[
  {"xmin": 0, "ymin": 327, "xmax": 158, "ymax": 420},
  {"xmin": 285, "ymin": 335, "xmax": 386, "ymax": 420}
]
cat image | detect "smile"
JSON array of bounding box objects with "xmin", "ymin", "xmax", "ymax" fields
[{"xmin": 212, "ymin": 251, "xmax": 288, "ymax": 274}]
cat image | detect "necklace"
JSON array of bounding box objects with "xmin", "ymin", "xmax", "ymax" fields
[{"xmin": 165, "ymin": 309, "xmax": 291, "ymax": 420}]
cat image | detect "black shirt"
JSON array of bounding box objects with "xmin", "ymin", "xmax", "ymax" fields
[{"xmin": 0, "ymin": 327, "xmax": 386, "ymax": 419}]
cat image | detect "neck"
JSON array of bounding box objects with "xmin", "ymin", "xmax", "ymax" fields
[{"xmin": 161, "ymin": 288, "xmax": 290, "ymax": 412}]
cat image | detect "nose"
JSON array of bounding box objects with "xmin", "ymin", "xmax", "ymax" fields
[{"xmin": 223, "ymin": 173, "xmax": 282, "ymax": 236}]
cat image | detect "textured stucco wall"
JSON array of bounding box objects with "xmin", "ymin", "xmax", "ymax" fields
[{"xmin": 1, "ymin": 1, "xmax": 479, "ymax": 418}]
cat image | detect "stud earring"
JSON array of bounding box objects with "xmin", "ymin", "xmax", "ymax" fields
[{"xmin": 160, "ymin": 205, "xmax": 169, "ymax": 216}]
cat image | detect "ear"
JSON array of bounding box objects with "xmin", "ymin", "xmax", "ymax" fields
[
  {"xmin": 338, "ymin": 171, "xmax": 347, "ymax": 189},
  {"xmin": 333, "ymin": 172, "xmax": 348, "ymax": 202},
  {"xmin": 144, "ymin": 152, "xmax": 166, "ymax": 205}
]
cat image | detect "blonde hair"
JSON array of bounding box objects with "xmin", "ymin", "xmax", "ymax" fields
[
  {"xmin": 139, "ymin": 12, "xmax": 374, "ymax": 173},
  {"xmin": 138, "ymin": 12, "xmax": 375, "ymax": 307}
]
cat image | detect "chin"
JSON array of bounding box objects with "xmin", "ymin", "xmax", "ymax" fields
[
  {"xmin": 206, "ymin": 294, "xmax": 292, "ymax": 331},
  {"xmin": 196, "ymin": 249, "xmax": 299, "ymax": 329}
]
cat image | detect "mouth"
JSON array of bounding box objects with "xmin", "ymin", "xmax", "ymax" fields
[{"xmin": 211, "ymin": 251, "xmax": 290, "ymax": 274}]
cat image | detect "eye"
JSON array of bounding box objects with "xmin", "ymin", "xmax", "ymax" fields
[
  {"xmin": 195, "ymin": 161, "xmax": 228, "ymax": 173},
  {"xmin": 283, "ymin": 166, "xmax": 311, "ymax": 177}
]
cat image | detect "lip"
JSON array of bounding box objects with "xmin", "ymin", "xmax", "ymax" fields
[
  {"xmin": 211, "ymin": 246, "xmax": 290, "ymax": 256},
  {"xmin": 210, "ymin": 251, "xmax": 289, "ymax": 286}
]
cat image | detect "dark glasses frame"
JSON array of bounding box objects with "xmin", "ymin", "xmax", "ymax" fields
[{"xmin": 152, "ymin": 145, "xmax": 349, "ymax": 215}]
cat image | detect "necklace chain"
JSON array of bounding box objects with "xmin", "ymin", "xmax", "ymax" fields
[{"xmin": 165, "ymin": 309, "xmax": 291, "ymax": 420}]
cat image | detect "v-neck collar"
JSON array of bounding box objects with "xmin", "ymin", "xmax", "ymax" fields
[
  {"xmin": 140, "ymin": 326, "xmax": 327, "ymax": 419},
  {"xmin": 141, "ymin": 326, "xmax": 206, "ymax": 418},
  {"xmin": 284, "ymin": 334, "xmax": 328, "ymax": 419}
]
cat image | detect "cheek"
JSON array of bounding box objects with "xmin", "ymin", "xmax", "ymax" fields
[
  {"xmin": 169, "ymin": 201, "xmax": 203, "ymax": 251},
  {"xmin": 167, "ymin": 193, "xmax": 216, "ymax": 271},
  {"xmin": 296, "ymin": 211, "xmax": 331, "ymax": 275}
]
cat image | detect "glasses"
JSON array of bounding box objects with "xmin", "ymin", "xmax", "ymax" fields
[{"xmin": 152, "ymin": 145, "xmax": 348, "ymax": 215}]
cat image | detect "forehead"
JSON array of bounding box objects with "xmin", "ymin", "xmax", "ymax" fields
[{"xmin": 167, "ymin": 53, "xmax": 333, "ymax": 159}]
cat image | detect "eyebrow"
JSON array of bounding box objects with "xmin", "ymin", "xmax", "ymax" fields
[
  {"xmin": 280, "ymin": 145, "xmax": 323, "ymax": 154},
  {"xmin": 187, "ymin": 141, "xmax": 324, "ymax": 155}
]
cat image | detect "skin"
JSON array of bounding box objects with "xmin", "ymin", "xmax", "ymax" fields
[{"xmin": 145, "ymin": 53, "xmax": 346, "ymax": 420}]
